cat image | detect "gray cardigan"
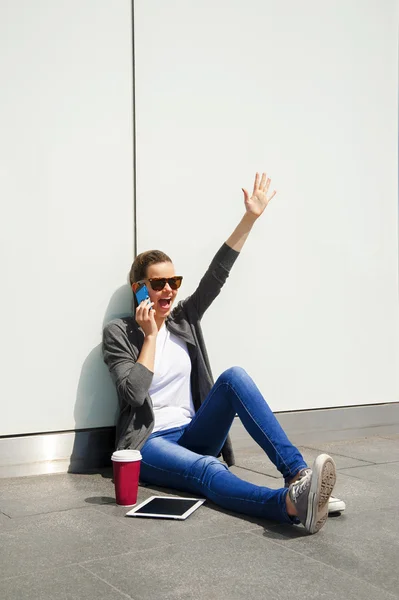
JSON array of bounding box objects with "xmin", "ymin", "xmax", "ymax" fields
[{"xmin": 102, "ymin": 243, "xmax": 240, "ymax": 466}]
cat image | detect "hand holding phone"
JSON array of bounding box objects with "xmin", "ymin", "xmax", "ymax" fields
[{"xmin": 132, "ymin": 282, "xmax": 157, "ymax": 338}]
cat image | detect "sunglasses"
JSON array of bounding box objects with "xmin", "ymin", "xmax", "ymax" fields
[{"xmin": 144, "ymin": 276, "xmax": 183, "ymax": 291}]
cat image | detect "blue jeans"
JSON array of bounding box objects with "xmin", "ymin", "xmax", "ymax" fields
[{"xmin": 140, "ymin": 367, "xmax": 307, "ymax": 523}]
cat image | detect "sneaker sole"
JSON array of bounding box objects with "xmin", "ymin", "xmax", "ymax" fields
[{"xmin": 305, "ymin": 454, "xmax": 336, "ymax": 534}]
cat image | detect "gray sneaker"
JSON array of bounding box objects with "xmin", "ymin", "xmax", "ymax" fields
[
  {"xmin": 288, "ymin": 454, "xmax": 336, "ymax": 534},
  {"xmin": 285, "ymin": 469, "xmax": 344, "ymax": 515}
]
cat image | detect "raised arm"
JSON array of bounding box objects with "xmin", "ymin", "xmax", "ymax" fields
[{"xmin": 180, "ymin": 172, "xmax": 276, "ymax": 319}]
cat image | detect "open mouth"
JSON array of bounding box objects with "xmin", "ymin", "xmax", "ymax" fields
[{"xmin": 158, "ymin": 298, "xmax": 172, "ymax": 310}]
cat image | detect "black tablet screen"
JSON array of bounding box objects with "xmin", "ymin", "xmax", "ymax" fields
[{"xmin": 135, "ymin": 498, "xmax": 199, "ymax": 516}]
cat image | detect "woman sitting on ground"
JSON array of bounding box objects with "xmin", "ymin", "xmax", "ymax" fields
[{"xmin": 103, "ymin": 172, "xmax": 343, "ymax": 534}]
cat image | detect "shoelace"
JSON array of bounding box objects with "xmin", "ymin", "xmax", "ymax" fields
[
  {"xmin": 290, "ymin": 473, "xmax": 311, "ymax": 502},
  {"xmin": 285, "ymin": 468, "xmax": 312, "ymax": 489}
]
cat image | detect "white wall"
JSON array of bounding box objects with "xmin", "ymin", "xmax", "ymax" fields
[
  {"xmin": 0, "ymin": 1, "xmax": 134, "ymax": 435},
  {"xmin": 135, "ymin": 0, "xmax": 399, "ymax": 411},
  {"xmin": 0, "ymin": 1, "xmax": 397, "ymax": 441}
]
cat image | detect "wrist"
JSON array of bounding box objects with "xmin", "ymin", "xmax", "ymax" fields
[
  {"xmin": 242, "ymin": 212, "xmax": 257, "ymax": 227},
  {"xmin": 144, "ymin": 333, "xmax": 157, "ymax": 342}
]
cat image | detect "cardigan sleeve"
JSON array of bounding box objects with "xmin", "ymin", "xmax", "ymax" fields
[
  {"xmin": 102, "ymin": 321, "xmax": 154, "ymax": 409},
  {"xmin": 181, "ymin": 243, "xmax": 240, "ymax": 320}
]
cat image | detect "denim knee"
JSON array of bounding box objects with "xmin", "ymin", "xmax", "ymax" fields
[
  {"xmin": 217, "ymin": 366, "xmax": 248, "ymax": 386},
  {"xmin": 189, "ymin": 455, "xmax": 228, "ymax": 485}
]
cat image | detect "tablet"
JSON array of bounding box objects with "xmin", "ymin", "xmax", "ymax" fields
[{"xmin": 125, "ymin": 496, "xmax": 206, "ymax": 520}]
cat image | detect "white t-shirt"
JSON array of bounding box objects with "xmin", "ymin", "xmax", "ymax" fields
[{"xmin": 149, "ymin": 324, "xmax": 195, "ymax": 433}]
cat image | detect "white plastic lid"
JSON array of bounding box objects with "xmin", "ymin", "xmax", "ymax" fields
[{"xmin": 111, "ymin": 449, "xmax": 142, "ymax": 462}]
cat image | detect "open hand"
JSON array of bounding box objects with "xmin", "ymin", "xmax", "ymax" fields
[{"xmin": 242, "ymin": 172, "xmax": 276, "ymax": 219}]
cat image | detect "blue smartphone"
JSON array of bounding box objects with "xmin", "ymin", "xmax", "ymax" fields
[{"xmin": 133, "ymin": 282, "xmax": 150, "ymax": 306}]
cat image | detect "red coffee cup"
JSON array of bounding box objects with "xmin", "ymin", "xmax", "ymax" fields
[{"xmin": 111, "ymin": 450, "xmax": 142, "ymax": 506}]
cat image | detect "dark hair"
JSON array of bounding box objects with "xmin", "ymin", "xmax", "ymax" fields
[
  {"xmin": 129, "ymin": 250, "xmax": 173, "ymax": 285},
  {"xmin": 129, "ymin": 249, "xmax": 173, "ymax": 310}
]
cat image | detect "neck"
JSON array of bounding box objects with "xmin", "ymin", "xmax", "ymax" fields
[{"xmin": 156, "ymin": 316, "xmax": 167, "ymax": 330}]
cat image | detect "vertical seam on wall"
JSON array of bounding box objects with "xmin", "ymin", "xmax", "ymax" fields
[
  {"xmin": 397, "ymin": 22, "xmax": 399, "ymax": 300},
  {"xmin": 132, "ymin": 0, "xmax": 137, "ymax": 259}
]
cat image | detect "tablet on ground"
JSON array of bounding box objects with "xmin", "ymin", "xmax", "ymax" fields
[{"xmin": 125, "ymin": 496, "xmax": 206, "ymax": 520}]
